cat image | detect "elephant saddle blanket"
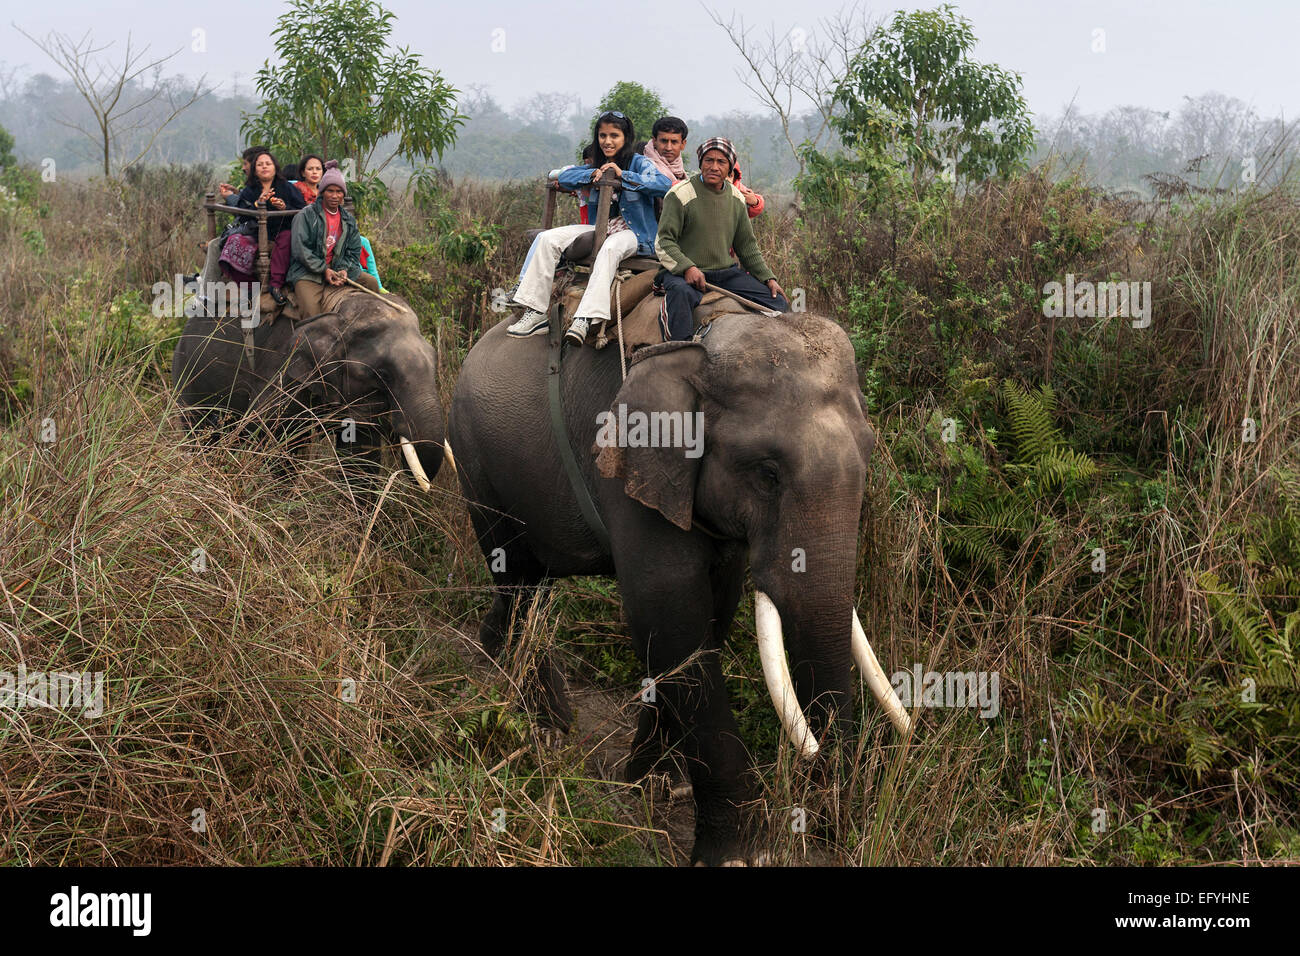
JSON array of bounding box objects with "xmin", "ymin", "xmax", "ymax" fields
[
  {"xmin": 254, "ymin": 281, "xmax": 407, "ymax": 324},
  {"xmin": 559, "ymin": 271, "xmax": 747, "ymax": 360}
]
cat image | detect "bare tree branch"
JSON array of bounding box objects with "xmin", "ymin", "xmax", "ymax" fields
[
  {"xmin": 0, "ymin": 62, "xmax": 22, "ymax": 101},
  {"xmin": 119, "ymin": 76, "xmax": 209, "ymax": 173},
  {"xmin": 703, "ymin": 2, "xmax": 879, "ymax": 175},
  {"xmin": 15, "ymin": 24, "xmax": 211, "ymax": 176}
]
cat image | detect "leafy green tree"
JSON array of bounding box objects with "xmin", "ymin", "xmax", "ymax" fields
[
  {"xmin": 0, "ymin": 121, "xmax": 42, "ymax": 209},
  {"xmin": 832, "ymin": 4, "xmax": 1034, "ymax": 188},
  {"xmin": 0, "ymin": 123, "xmax": 15, "ymax": 168},
  {"xmin": 242, "ymin": 0, "xmax": 463, "ymax": 213},
  {"xmin": 592, "ymin": 82, "xmax": 669, "ymax": 144}
]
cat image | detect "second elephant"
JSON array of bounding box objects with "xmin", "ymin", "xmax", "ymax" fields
[{"xmin": 172, "ymin": 291, "xmax": 449, "ymax": 488}]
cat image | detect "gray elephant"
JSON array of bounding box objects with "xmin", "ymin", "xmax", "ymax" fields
[
  {"xmin": 448, "ymin": 308, "xmax": 909, "ymax": 865},
  {"xmin": 172, "ymin": 291, "xmax": 449, "ymax": 487}
]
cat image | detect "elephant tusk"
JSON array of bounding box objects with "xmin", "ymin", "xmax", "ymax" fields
[
  {"xmin": 399, "ymin": 435, "xmax": 432, "ymax": 491},
  {"xmin": 851, "ymin": 609, "xmax": 912, "ymax": 734},
  {"xmin": 754, "ymin": 591, "xmax": 820, "ymax": 759},
  {"xmin": 442, "ymin": 439, "xmax": 457, "ymax": 476}
]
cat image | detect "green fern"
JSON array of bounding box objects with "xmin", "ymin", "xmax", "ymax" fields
[
  {"xmin": 943, "ymin": 521, "xmax": 1004, "ymax": 572},
  {"xmin": 1273, "ymin": 466, "xmax": 1300, "ymax": 538},
  {"xmin": 1000, "ymin": 380, "xmax": 1099, "ymax": 491},
  {"xmin": 1200, "ymin": 571, "xmax": 1273, "ymax": 671},
  {"xmin": 938, "ymin": 380, "xmax": 1098, "ymax": 577},
  {"xmin": 1001, "ymin": 379, "xmax": 1061, "ymax": 464},
  {"xmin": 1068, "ymin": 570, "xmax": 1299, "ymax": 791}
]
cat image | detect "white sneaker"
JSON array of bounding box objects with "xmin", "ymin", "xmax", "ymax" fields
[
  {"xmin": 564, "ymin": 316, "xmax": 590, "ymax": 346},
  {"xmin": 507, "ymin": 310, "xmax": 549, "ymax": 337}
]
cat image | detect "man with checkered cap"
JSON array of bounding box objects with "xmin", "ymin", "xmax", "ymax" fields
[{"xmin": 654, "ymin": 136, "xmax": 788, "ymax": 340}]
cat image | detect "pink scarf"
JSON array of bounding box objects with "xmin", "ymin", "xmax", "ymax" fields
[{"xmin": 643, "ymin": 141, "xmax": 686, "ymax": 182}]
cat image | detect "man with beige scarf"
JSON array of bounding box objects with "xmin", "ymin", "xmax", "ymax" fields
[{"xmin": 643, "ymin": 116, "xmax": 765, "ymax": 218}]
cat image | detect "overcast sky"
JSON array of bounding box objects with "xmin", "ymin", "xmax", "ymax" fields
[{"xmin": 4, "ymin": 0, "xmax": 1297, "ymax": 122}]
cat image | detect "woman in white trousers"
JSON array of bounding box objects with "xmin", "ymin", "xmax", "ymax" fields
[{"xmin": 507, "ymin": 111, "xmax": 671, "ymax": 345}]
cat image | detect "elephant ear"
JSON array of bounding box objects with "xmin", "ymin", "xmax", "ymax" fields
[
  {"xmin": 595, "ymin": 343, "xmax": 707, "ymax": 531},
  {"xmin": 252, "ymin": 314, "xmax": 345, "ymax": 416},
  {"xmin": 287, "ymin": 316, "xmax": 346, "ymax": 391}
]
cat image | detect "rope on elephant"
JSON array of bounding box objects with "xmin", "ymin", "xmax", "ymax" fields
[{"xmin": 614, "ymin": 271, "xmax": 629, "ymax": 381}]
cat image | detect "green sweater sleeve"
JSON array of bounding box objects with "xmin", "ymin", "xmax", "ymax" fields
[
  {"xmin": 654, "ymin": 190, "xmax": 694, "ymax": 275},
  {"xmin": 730, "ymin": 202, "xmax": 774, "ymax": 283}
]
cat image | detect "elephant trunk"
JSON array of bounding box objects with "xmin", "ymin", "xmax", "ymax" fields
[
  {"xmin": 753, "ymin": 521, "xmax": 910, "ymax": 757},
  {"xmin": 755, "ymin": 591, "xmax": 854, "ymax": 756},
  {"xmin": 755, "ymin": 591, "xmax": 910, "ymax": 756},
  {"xmin": 391, "ymin": 389, "xmax": 446, "ymax": 488}
]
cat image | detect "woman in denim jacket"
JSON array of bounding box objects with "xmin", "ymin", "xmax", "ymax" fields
[{"xmin": 508, "ymin": 112, "xmax": 672, "ymax": 345}]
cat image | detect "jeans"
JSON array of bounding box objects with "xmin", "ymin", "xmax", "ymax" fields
[{"xmin": 660, "ymin": 265, "xmax": 789, "ymax": 340}]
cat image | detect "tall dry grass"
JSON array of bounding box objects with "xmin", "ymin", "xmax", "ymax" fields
[{"xmin": 1, "ymin": 163, "xmax": 1297, "ymax": 865}]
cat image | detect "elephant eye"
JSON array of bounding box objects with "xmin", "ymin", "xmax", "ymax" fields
[{"xmin": 754, "ymin": 460, "xmax": 781, "ymax": 494}]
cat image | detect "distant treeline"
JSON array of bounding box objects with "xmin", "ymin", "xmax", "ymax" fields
[
  {"xmin": 1, "ymin": 68, "xmax": 1294, "ymax": 194},
  {"xmin": 1034, "ymin": 92, "xmax": 1298, "ymax": 193}
]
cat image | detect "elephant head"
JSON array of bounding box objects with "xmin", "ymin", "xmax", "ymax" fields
[
  {"xmin": 250, "ymin": 296, "xmax": 449, "ymax": 487},
  {"xmin": 594, "ymin": 314, "xmax": 909, "ymax": 755}
]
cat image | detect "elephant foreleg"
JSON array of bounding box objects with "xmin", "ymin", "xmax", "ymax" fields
[
  {"xmin": 628, "ymin": 546, "xmax": 745, "ymax": 790},
  {"xmin": 469, "ymin": 508, "xmax": 573, "ymax": 732},
  {"xmin": 618, "ymin": 543, "xmax": 761, "ymax": 865}
]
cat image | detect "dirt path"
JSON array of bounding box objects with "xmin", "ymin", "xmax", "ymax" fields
[
  {"xmin": 566, "ymin": 679, "xmax": 696, "ymax": 865},
  {"xmin": 431, "ymin": 621, "xmax": 696, "ymax": 865}
]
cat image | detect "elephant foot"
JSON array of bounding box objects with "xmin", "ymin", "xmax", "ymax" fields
[
  {"xmin": 629, "ymin": 761, "xmax": 693, "ymax": 802},
  {"xmin": 690, "ymin": 838, "xmax": 773, "ymax": 867},
  {"xmin": 693, "ymin": 850, "xmax": 772, "ymax": 867},
  {"xmin": 689, "ymin": 835, "xmax": 758, "ymax": 867},
  {"xmin": 625, "ymin": 743, "xmax": 661, "ymax": 785},
  {"xmin": 626, "ymin": 724, "xmax": 694, "ymax": 802},
  {"xmin": 691, "ymin": 816, "xmax": 754, "ymax": 868},
  {"xmin": 688, "ymin": 786, "xmax": 764, "ymax": 867}
]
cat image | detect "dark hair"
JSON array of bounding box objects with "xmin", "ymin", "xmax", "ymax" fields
[
  {"xmin": 586, "ymin": 112, "xmax": 636, "ymax": 170},
  {"xmin": 651, "ymin": 116, "xmax": 688, "ymax": 140},
  {"xmin": 241, "ymin": 145, "xmax": 269, "ymax": 164},
  {"xmin": 281, "ymin": 163, "xmax": 300, "ymax": 182},
  {"xmin": 243, "ymin": 150, "xmax": 283, "ymax": 188},
  {"xmin": 297, "ymin": 154, "xmax": 324, "ymax": 179}
]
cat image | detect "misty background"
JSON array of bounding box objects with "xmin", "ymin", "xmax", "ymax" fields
[{"xmin": 2, "ymin": 0, "xmax": 1297, "ymax": 194}]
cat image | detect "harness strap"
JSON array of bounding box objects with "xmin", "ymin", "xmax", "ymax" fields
[
  {"xmin": 547, "ymin": 302, "xmax": 612, "ymax": 552},
  {"xmin": 241, "ymin": 325, "xmax": 256, "ymax": 370}
]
